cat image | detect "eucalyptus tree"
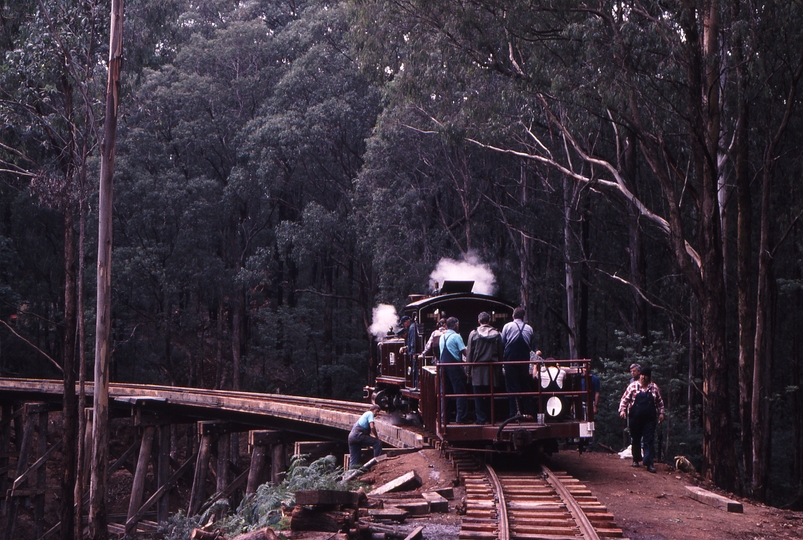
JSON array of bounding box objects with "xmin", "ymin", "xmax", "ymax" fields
[
  {"xmin": 115, "ymin": 7, "xmax": 284, "ymax": 388},
  {"xmin": 114, "ymin": 0, "xmax": 381, "ymax": 398},
  {"xmin": 228, "ymin": 0, "xmax": 382, "ymax": 397},
  {"xmin": 1, "ymin": 0, "xmax": 207, "ymax": 534},
  {"xmin": 350, "ymin": 0, "xmax": 803, "ymax": 497},
  {"xmin": 349, "ymin": 1, "xmax": 638, "ymax": 361},
  {"xmin": 0, "ymin": 0, "xmax": 108, "ymax": 535}
]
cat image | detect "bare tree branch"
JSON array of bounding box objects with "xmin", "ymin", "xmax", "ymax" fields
[{"xmin": 0, "ymin": 320, "xmax": 63, "ymax": 373}]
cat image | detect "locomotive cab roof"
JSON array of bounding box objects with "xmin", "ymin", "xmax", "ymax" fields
[{"xmin": 403, "ymin": 281, "xmax": 515, "ymax": 333}]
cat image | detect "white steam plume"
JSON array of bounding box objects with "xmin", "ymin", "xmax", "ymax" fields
[
  {"xmin": 370, "ymin": 304, "xmax": 399, "ymax": 339},
  {"xmin": 429, "ymin": 252, "xmax": 496, "ymax": 295}
]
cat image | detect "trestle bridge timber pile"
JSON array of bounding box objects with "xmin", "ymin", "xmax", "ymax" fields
[
  {"xmin": 0, "ymin": 378, "xmax": 424, "ymax": 538},
  {"xmin": 454, "ymin": 454, "xmax": 624, "ymax": 540}
]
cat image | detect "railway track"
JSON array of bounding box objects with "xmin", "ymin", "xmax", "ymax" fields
[{"xmin": 457, "ymin": 455, "xmax": 624, "ymax": 540}]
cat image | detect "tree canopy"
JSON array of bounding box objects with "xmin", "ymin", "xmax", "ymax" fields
[{"xmin": 1, "ymin": 0, "xmax": 802, "ymax": 507}]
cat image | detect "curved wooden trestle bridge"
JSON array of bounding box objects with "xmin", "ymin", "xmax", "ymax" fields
[
  {"xmin": 0, "ymin": 377, "xmax": 424, "ymax": 538},
  {"xmin": 0, "ymin": 378, "xmax": 626, "ymax": 540}
]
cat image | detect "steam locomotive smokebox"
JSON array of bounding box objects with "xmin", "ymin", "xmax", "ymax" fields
[{"xmin": 378, "ymin": 338, "xmax": 405, "ymax": 379}]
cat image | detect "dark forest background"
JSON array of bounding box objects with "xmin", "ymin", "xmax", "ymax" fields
[{"xmin": 1, "ymin": 0, "xmax": 802, "ymax": 507}]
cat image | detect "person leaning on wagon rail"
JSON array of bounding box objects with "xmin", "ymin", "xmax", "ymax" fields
[
  {"xmin": 501, "ymin": 307, "xmax": 536, "ymax": 418},
  {"xmin": 534, "ymin": 358, "xmax": 567, "ymax": 419},
  {"xmin": 440, "ymin": 316, "xmax": 471, "ymax": 424},
  {"xmin": 466, "ymin": 311, "xmax": 504, "ymax": 425},
  {"xmin": 348, "ymin": 404, "xmax": 383, "ymax": 469},
  {"xmin": 422, "ymin": 318, "xmax": 447, "ymax": 364},
  {"xmin": 618, "ymin": 366, "xmax": 665, "ymax": 473},
  {"xmin": 528, "ymin": 349, "xmax": 544, "ymax": 376},
  {"xmin": 399, "ymin": 315, "xmax": 420, "ymax": 388},
  {"xmin": 535, "ymin": 358, "xmax": 566, "ymax": 391}
]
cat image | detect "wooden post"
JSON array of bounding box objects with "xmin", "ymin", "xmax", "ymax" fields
[
  {"xmin": 188, "ymin": 424, "xmax": 217, "ymax": 516},
  {"xmin": 216, "ymin": 433, "xmax": 230, "ymax": 519},
  {"xmin": 271, "ymin": 441, "xmax": 286, "ymax": 486},
  {"xmin": 0, "ymin": 404, "xmax": 12, "ymax": 509},
  {"xmin": 246, "ymin": 431, "xmax": 282, "ymax": 495},
  {"xmin": 126, "ymin": 426, "xmax": 156, "ymax": 532},
  {"xmin": 246, "ymin": 442, "xmax": 268, "ymax": 496},
  {"xmin": 5, "ymin": 402, "xmax": 45, "ymax": 540},
  {"xmin": 217, "ymin": 431, "xmax": 231, "ymax": 493},
  {"xmin": 34, "ymin": 404, "xmax": 49, "ymax": 539},
  {"xmin": 81, "ymin": 408, "xmax": 93, "ymax": 491},
  {"xmin": 156, "ymin": 425, "xmax": 171, "ymax": 524}
]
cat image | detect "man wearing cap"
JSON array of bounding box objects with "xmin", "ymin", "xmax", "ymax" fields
[
  {"xmin": 399, "ymin": 315, "xmax": 420, "ymax": 388},
  {"xmin": 618, "ymin": 366, "xmax": 665, "ymax": 473}
]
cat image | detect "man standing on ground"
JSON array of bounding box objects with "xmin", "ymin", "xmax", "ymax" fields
[
  {"xmin": 466, "ymin": 312, "xmax": 504, "ymax": 424},
  {"xmin": 618, "ymin": 366, "xmax": 665, "ymax": 473}
]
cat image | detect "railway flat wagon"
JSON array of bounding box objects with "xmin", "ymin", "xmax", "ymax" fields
[{"xmin": 366, "ymin": 281, "xmax": 595, "ymax": 455}]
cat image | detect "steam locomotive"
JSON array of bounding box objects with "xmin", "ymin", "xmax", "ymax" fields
[{"xmin": 365, "ymin": 281, "xmax": 595, "ymax": 454}]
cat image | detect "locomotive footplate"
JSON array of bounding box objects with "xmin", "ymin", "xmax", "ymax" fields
[{"xmin": 374, "ymin": 377, "xmax": 420, "ymax": 397}]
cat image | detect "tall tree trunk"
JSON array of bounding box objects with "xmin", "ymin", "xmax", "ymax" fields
[
  {"xmin": 232, "ymin": 292, "xmax": 243, "ymax": 391},
  {"xmin": 623, "ymin": 130, "xmax": 647, "ymax": 338},
  {"xmin": 563, "ymin": 176, "xmax": 577, "ymax": 358},
  {"xmin": 750, "ymin": 44, "xmax": 803, "ymax": 501},
  {"xmin": 732, "ymin": 0, "xmax": 755, "ymax": 487},
  {"xmin": 751, "ymin": 167, "xmax": 775, "ymax": 502},
  {"xmin": 216, "ymin": 298, "xmax": 225, "ymax": 389},
  {"xmin": 61, "ymin": 210, "xmax": 77, "ymax": 540},
  {"xmin": 696, "ymin": 0, "xmax": 736, "ymax": 491},
  {"xmin": 519, "ymin": 164, "xmax": 532, "ymax": 310},
  {"xmin": 75, "ymin": 199, "xmax": 88, "ymax": 539},
  {"xmin": 90, "ymin": 2, "xmax": 123, "ymax": 538},
  {"xmin": 751, "ymin": 256, "xmax": 774, "ymax": 503},
  {"xmin": 578, "ymin": 204, "xmax": 590, "ymax": 359},
  {"xmin": 793, "ymin": 285, "xmax": 803, "ymax": 506}
]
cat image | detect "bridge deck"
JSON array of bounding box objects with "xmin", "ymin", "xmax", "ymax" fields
[{"xmin": 0, "ymin": 378, "xmax": 425, "ymax": 449}]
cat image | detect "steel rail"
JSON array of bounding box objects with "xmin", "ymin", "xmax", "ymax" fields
[
  {"xmin": 542, "ymin": 464, "xmax": 601, "ymax": 540},
  {"xmin": 485, "ymin": 463, "xmax": 510, "ymax": 540}
]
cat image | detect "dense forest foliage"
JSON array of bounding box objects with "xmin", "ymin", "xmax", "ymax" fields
[{"xmin": 1, "ymin": 0, "xmax": 802, "ymax": 508}]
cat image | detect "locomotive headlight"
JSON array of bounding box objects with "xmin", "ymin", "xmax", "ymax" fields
[
  {"xmin": 389, "ymin": 352, "xmax": 396, "ymax": 366},
  {"xmin": 546, "ymin": 396, "xmax": 563, "ymax": 417}
]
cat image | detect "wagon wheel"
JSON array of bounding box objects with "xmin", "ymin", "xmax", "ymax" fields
[{"xmin": 374, "ymin": 389, "xmax": 392, "ymax": 411}]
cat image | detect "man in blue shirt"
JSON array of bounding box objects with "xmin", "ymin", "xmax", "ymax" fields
[
  {"xmin": 348, "ymin": 405, "xmax": 383, "ymax": 469},
  {"xmin": 440, "ymin": 316, "xmax": 470, "ymax": 423}
]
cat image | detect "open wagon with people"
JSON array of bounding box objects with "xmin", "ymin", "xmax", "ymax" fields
[{"xmin": 365, "ymin": 281, "xmax": 596, "ymax": 455}]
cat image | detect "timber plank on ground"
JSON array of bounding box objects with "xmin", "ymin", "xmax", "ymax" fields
[{"xmin": 685, "ymin": 486, "xmax": 743, "ymax": 513}]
